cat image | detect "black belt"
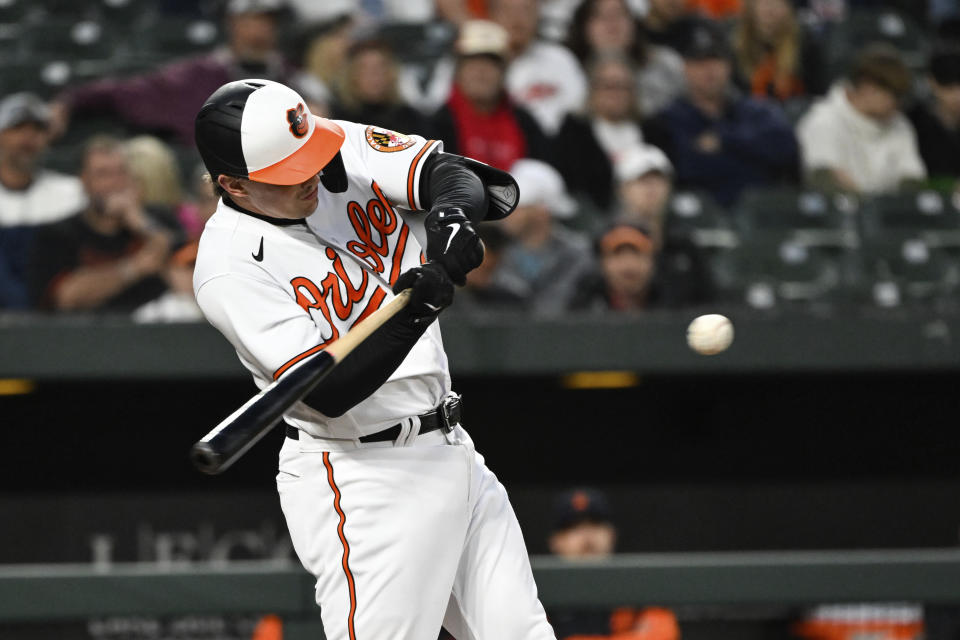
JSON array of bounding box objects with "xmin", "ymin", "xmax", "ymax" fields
[{"xmin": 285, "ymin": 394, "xmax": 462, "ymax": 444}]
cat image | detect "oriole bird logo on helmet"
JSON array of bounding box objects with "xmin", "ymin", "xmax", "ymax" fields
[{"xmin": 286, "ymin": 103, "xmax": 309, "ymax": 139}]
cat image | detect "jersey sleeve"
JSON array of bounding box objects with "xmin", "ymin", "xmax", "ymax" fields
[
  {"xmin": 195, "ymin": 273, "xmax": 337, "ymax": 384},
  {"xmin": 337, "ymin": 120, "xmax": 443, "ymax": 212}
]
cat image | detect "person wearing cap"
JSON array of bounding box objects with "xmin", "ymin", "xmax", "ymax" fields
[
  {"xmin": 52, "ymin": 0, "xmax": 296, "ymax": 147},
  {"xmin": 643, "ymin": 17, "xmax": 798, "ymax": 207},
  {"xmin": 797, "ymin": 43, "xmax": 926, "ymax": 194},
  {"xmin": 569, "ymin": 222, "xmax": 659, "ymax": 311},
  {"xmin": 641, "ymin": 0, "xmax": 696, "ymax": 53},
  {"xmin": 192, "ymin": 79, "xmax": 555, "ymax": 639},
  {"xmin": 427, "ymin": 19, "xmax": 551, "ymax": 170},
  {"xmin": 615, "ymin": 143, "xmax": 674, "ymax": 241},
  {"xmin": 908, "ymin": 46, "xmax": 960, "ymax": 189},
  {"xmin": 0, "ymin": 93, "xmax": 86, "ymax": 309},
  {"xmin": 494, "ymin": 158, "xmax": 594, "ymax": 313},
  {"xmin": 546, "ymin": 488, "xmax": 681, "ymax": 640},
  {"xmin": 26, "ymin": 136, "xmax": 176, "ymax": 312}
]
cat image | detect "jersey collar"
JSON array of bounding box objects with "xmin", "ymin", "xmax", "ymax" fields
[{"xmin": 222, "ymin": 195, "xmax": 306, "ymax": 227}]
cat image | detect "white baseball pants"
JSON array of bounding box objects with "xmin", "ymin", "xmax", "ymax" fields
[{"xmin": 276, "ymin": 422, "xmax": 556, "ymax": 640}]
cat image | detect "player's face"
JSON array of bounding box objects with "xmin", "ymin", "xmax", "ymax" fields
[{"xmin": 240, "ymin": 173, "xmax": 322, "ymax": 220}]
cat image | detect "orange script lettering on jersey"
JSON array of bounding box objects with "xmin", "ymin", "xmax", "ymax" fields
[{"xmin": 345, "ymin": 181, "xmax": 398, "ymax": 273}]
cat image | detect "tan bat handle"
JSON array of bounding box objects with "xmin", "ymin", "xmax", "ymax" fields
[{"xmin": 325, "ymin": 288, "xmax": 412, "ymax": 362}]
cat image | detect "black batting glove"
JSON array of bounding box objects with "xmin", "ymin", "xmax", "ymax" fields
[
  {"xmin": 393, "ymin": 262, "xmax": 455, "ymax": 324},
  {"xmin": 424, "ymin": 206, "xmax": 484, "ymax": 286}
]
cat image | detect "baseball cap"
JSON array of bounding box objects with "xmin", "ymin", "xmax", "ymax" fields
[
  {"xmin": 680, "ymin": 18, "xmax": 731, "ymax": 60},
  {"xmin": 599, "ymin": 224, "xmax": 655, "ymax": 255},
  {"xmin": 552, "ymin": 488, "xmax": 614, "ymax": 532},
  {"xmin": 0, "ymin": 92, "xmax": 51, "ymax": 131},
  {"xmin": 615, "ymin": 144, "xmax": 674, "ymax": 183},
  {"xmin": 226, "ymin": 0, "xmax": 286, "ymax": 16},
  {"xmin": 510, "ymin": 158, "xmax": 577, "ymax": 218},
  {"xmin": 195, "ymin": 79, "xmax": 345, "ymax": 186},
  {"xmin": 456, "ymin": 20, "xmax": 510, "ymax": 59}
]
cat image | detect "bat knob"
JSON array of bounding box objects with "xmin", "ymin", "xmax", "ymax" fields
[{"xmin": 190, "ymin": 442, "xmax": 224, "ymax": 475}]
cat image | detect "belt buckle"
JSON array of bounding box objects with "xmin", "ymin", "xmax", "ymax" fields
[{"xmin": 439, "ymin": 394, "xmax": 462, "ymax": 433}]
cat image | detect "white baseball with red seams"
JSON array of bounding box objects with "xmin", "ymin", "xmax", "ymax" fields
[
  {"xmin": 193, "ymin": 116, "xmax": 556, "ymax": 638},
  {"xmin": 686, "ymin": 313, "xmax": 735, "ymax": 355}
]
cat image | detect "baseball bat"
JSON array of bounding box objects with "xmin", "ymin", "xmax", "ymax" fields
[{"xmin": 190, "ymin": 288, "xmax": 412, "ymax": 475}]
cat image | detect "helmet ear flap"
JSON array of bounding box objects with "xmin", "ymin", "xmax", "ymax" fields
[{"xmin": 319, "ymin": 151, "xmax": 347, "ymax": 193}]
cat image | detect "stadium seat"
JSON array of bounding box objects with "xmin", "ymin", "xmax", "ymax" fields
[
  {"xmin": 735, "ymin": 187, "xmax": 857, "ymax": 249},
  {"xmin": 376, "ymin": 21, "xmax": 456, "ymax": 65},
  {"xmin": 0, "ymin": 60, "xmax": 74, "ymax": 98},
  {"xmin": 862, "ymin": 237, "xmax": 960, "ymax": 308},
  {"xmin": 0, "ymin": 0, "xmax": 33, "ymax": 24},
  {"xmin": 136, "ymin": 16, "xmax": 220, "ymax": 58},
  {"xmin": 26, "ymin": 20, "xmax": 119, "ymax": 60},
  {"xmin": 665, "ymin": 190, "xmax": 737, "ymax": 250},
  {"xmin": 35, "ymin": 0, "xmax": 104, "ymax": 21},
  {"xmin": 735, "ymin": 239, "xmax": 855, "ymax": 310},
  {"xmin": 823, "ymin": 9, "xmax": 928, "ymax": 78},
  {"xmin": 860, "ymin": 191, "xmax": 960, "ymax": 239}
]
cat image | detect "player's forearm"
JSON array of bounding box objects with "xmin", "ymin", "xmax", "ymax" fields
[
  {"xmin": 301, "ymin": 310, "xmax": 431, "ymax": 417},
  {"xmin": 52, "ymin": 260, "xmax": 140, "ymax": 310},
  {"xmin": 419, "ymin": 153, "xmax": 488, "ymax": 222}
]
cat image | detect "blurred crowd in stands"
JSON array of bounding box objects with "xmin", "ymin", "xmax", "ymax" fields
[{"xmin": 0, "ymin": 0, "xmax": 959, "ymax": 319}]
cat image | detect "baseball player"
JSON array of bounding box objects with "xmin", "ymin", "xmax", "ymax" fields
[{"xmin": 192, "ymin": 79, "xmax": 556, "ymax": 639}]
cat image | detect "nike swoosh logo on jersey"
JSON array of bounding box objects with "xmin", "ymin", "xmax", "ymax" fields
[
  {"xmin": 444, "ymin": 223, "xmax": 461, "ymax": 253},
  {"xmin": 252, "ymin": 237, "xmax": 264, "ymax": 262}
]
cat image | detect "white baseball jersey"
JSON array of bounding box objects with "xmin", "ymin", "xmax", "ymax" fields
[{"xmin": 193, "ymin": 121, "xmax": 449, "ymax": 439}]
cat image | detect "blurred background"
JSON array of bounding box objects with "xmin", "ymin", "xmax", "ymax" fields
[{"xmin": 2, "ymin": 0, "xmax": 960, "ymax": 638}]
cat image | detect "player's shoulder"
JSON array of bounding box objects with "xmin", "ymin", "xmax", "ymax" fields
[{"xmin": 193, "ymin": 201, "xmax": 277, "ymax": 288}]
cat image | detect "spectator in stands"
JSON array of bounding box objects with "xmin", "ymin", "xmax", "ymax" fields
[
  {"xmin": 570, "ymin": 220, "xmax": 711, "ymax": 310},
  {"xmin": 547, "ymin": 488, "xmax": 682, "ymax": 640},
  {"xmin": 731, "ymin": 0, "xmax": 827, "ymax": 103},
  {"xmin": 569, "ymin": 223, "xmax": 659, "ymax": 311},
  {"xmin": 644, "ymin": 18, "xmax": 799, "ymax": 206},
  {"xmin": 689, "ymin": 0, "xmax": 742, "ymax": 18},
  {"xmin": 615, "ymin": 144, "xmax": 674, "ymax": 242},
  {"xmin": 53, "ymin": 0, "xmax": 295, "ymax": 146},
  {"xmin": 455, "ymin": 223, "xmax": 529, "ymax": 311},
  {"xmin": 796, "ymin": 43, "xmax": 926, "ymax": 194},
  {"xmin": 428, "ymin": 20, "xmax": 550, "ymax": 169},
  {"xmin": 551, "ymin": 54, "xmax": 630, "ymax": 211},
  {"xmin": 492, "ymin": 0, "xmax": 589, "ymax": 134},
  {"xmin": 179, "ymin": 164, "xmax": 220, "ymax": 240},
  {"xmin": 909, "ymin": 47, "xmax": 960, "ymax": 190},
  {"xmin": 124, "ymin": 136, "xmax": 189, "ymax": 225},
  {"xmin": 28, "ymin": 136, "xmax": 174, "ymax": 313},
  {"xmin": 566, "ymin": 0, "xmax": 686, "ymax": 118},
  {"xmin": 331, "ymin": 39, "xmax": 429, "ymax": 137},
  {"xmin": 296, "ymin": 13, "xmax": 354, "ymax": 117},
  {"xmin": 0, "ymin": 93, "xmax": 86, "ymax": 310},
  {"xmin": 495, "ymin": 159, "xmax": 594, "ymax": 313},
  {"xmin": 641, "ymin": 0, "xmax": 694, "ymax": 52}
]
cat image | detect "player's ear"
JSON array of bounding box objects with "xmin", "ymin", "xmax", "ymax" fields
[{"xmin": 217, "ymin": 175, "xmax": 248, "ymax": 199}]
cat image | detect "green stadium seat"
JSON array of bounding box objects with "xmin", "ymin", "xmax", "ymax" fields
[
  {"xmin": 735, "ymin": 240, "xmax": 855, "ymax": 310},
  {"xmin": 0, "ymin": 0, "xmax": 34, "ymax": 24},
  {"xmin": 136, "ymin": 17, "xmax": 220, "ymax": 58},
  {"xmin": 26, "ymin": 20, "xmax": 119, "ymax": 60},
  {"xmin": 0, "ymin": 60, "xmax": 74, "ymax": 98},
  {"xmin": 860, "ymin": 191, "xmax": 960, "ymax": 239},
  {"xmin": 862, "ymin": 237, "xmax": 960, "ymax": 308},
  {"xmin": 735, "ymin": 187, "xmax": 857, "ymax": 249},
  {"xmin": 36, "ymin": 0, "xmax": 104, "ymax": 21},
  {"xmin": 665, "ymin": 190, "xmax": 737, "ymax": 250},
  {"xmin": 823, "ymin": 9, "xmax": 928, "ymax": 80},
  {"xmin": 376, "ymin": 21, "xmax": 456, "ymax": 65}
]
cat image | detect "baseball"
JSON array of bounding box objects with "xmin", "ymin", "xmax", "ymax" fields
[{"xmin": 686, "ymin": 314, "xmax": 734, "ymax": 355}]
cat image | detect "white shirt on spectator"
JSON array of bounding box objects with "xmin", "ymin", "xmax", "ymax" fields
[
  {"xmin": 506, "ymin": 41, "xmax": 588, "ymax": 135},
  {"xmin": 592, "ymin": 118, "xmax": 644, "ymax": 169},
  {"xmin": 0, "ymin": 170, "xmax": 85, "ymax": 227},
  {"xmin": 399, "ymin": 40, "xmax": 587, "ymax": 135},
  {"xmin": 796, "ymin": 82, "xmax": 927, "ymax": 194}
]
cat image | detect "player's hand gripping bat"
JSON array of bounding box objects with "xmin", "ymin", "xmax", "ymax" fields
[{"xmin": 190, "ymin": 289, "xmax": 412, "ymax": 475}]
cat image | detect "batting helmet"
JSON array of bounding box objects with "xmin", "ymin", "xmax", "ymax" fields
[{"xmin": 194, "ymin": 79, "xmax": 345, "ymax": 186}]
